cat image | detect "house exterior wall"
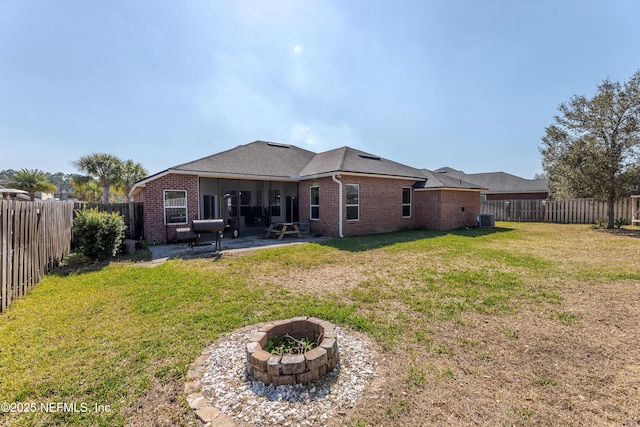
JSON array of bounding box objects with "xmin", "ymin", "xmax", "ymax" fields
[
  {"xmin": 142, "ymin": 173, "xmax": 199, "ymax": 244},
  {"xmin": 138, "ymin": 173, "xmax": 482, "ymax": 243},
  {"xmin": 133, "ymin": 191, "xmax": 145, "ymax": 203},
  {"xmin": 300, "ymin": 175, "xmax": 417, "ymax": 237},
  {"xmin": 414, "ymin": 189, "xmax": 481, "ymax": 230},
  {"xmin": 299, "ymin": 176, "xmax": 340, "ymax": 236},
  {"xmin": 485, "ymin": 192, "xmax": 548, "ymax": 201}
]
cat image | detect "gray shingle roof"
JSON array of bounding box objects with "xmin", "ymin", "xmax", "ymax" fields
[
  {"xmin": 434, "ymin": 167, "xmax": 547, "ymax": 194},
  {"xmin": 171, "ymin": 140, "xmax": 317, "ymax": 179},
  {"xmin": 134, "ymin": 142, "xmax": 483, "ymax": 193},
  {"xmin": 299, "ymin": 146, "xmax": 426, "ymax": 179},
  {"xmin": 415, "ymin": 169, "xmax": 486, "ymax": 190}
]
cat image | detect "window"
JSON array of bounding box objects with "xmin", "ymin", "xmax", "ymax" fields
[
  {"xmin": 310, "ymin": 186, "xmax": 319, "ymax": 220},
  {"xmin": 346, "ymin": 184, "xmax": 359, "ymax": 221},
  {"xmin": 240, "ymin": 191, "xmax": 251, "ymax": 206},
  {"xmin": 269, "ymin": 189, "xmax": 281, "ymax": 216},
  {"xmin": 164, "ymin": 190, "xmax": 187, "ymax": 225},
  {"xmin": 402, "ymin": 187, "xmax": 411, "ymax": 217}
]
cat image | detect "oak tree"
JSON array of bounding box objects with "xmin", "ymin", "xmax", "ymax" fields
[{"xmin": 540, "ymin": 70, "xmax": 640, "ymax": 228}]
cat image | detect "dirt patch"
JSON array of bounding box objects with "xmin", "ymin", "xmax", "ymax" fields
[
  {"xmin": 332, "ymin": 280, "xmax": 640, "ymax": 426},
  {"xmin": 123, "ymin": 379, "xmax": 202, "ymax": 427}
]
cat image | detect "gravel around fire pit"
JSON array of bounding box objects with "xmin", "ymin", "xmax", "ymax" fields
[{"xmin": 199, "ymin": 325, "xmax": 378, "ymax": 426}]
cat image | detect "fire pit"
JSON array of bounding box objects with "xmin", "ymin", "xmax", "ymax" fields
[{"xmin": 246, "ymin": 317, "xmax": 340, "ymax": 385}]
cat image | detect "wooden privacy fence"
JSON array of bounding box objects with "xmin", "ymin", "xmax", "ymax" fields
[
  {"xmin": 0, "ymin": 200, "xmax": 74, "ymax": 313},
  {"xmin": 74, "ymin": 202, "xmax": 144, "ymax": 240},
  {"xmin": 481, "ymin": 198, "xmax": 635, "ymax": 224}
]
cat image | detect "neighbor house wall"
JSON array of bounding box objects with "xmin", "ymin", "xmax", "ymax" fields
[
  {"xmin": 484, "ymin": 192, "xmax": 548, "ymax": 201},
  {"xmin": 300, "ymin": 175, "xmax": 417, "ymax": 237},
  {"xmin": 414, "ymin": 189, "xmax": 481, "ymax": 230},
  {"xmin": 142, "ymin": 173, "xmax": 199, "ymax": 244}
]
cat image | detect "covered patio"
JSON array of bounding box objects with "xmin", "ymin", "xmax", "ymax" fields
[{"xmin": 146, "ymin": 227, "xmax": 327, "ymax": 264}]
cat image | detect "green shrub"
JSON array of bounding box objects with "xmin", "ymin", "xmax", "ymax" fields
[
  {"xmin": 74, "ymin": 209, "xmax": 126, "ymax": 260},
  {"xmin": 614, "ymin": 218, "xmax": 628, "ymax": 229}
]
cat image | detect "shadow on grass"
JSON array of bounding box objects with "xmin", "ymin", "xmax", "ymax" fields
[
  {"xmin": 49, "ymin": 248, "xmax": 153, "ymax": 277},
  {"xmin": 592, "ymin": 227, "xmax": 640, "ymax": 239},
  {"xmin": 319, "ymin": 226, "xmax": 515, "ymax": 252}
]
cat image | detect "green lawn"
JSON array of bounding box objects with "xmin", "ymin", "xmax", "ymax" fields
[{"xmin": 0, "ymin": 222, "xmax": 637, "ymax": 426}]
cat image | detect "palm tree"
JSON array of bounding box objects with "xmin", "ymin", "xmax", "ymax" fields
[
  {"xmin": 10, "ymin": 169, "xmax": 57, "ymax": 201},
  {"xmin": 117, "ymin": 160, "xmax": 148, "ymax": 202},
  {"xmin": 69, "ymin": 175, "xmax": 103, "ymax": 202},
  {"xmin": 73, "ymin": 153, "xmax": 123, "ymax": 204}
]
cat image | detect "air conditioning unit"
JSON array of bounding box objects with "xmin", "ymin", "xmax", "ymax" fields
[{"xmin": 477, "ymin": 214, "xmax": 495, "ymax": 227}]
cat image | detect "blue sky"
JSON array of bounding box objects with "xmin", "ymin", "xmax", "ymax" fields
[{"xmin": 1, "ymin": 0, "xmax": 639, "ymax": 178}]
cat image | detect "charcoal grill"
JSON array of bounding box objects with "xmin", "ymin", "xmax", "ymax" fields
[{"xmin": 191, "ymin": 219, "xmax": 225, "ymax": 254}]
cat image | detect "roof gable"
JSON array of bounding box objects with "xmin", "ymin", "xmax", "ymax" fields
[
  {"xmin": 172, "ymin": 140, "xmax": 316, "ymax": 179},
  {"xmin": 299, "ymin": 146, "xmax": 426, "ymax": 179},
  {"xmin": 416, "ymin": 169, "xmax": 486, "ymax": 190}
]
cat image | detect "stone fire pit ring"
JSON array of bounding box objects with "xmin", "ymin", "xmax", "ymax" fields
[{"xmin": 246, "ymin": 317, "xmax": 340, "ymax": 386}]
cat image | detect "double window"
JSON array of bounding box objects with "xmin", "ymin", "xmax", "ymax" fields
[
  {"xmin": 164, "ymin": 190, "xmax": 187, "ymax": 224},
  {"xmin": 346, "ymin": 184, "xmax": 359, "ymax": 221},
  {"xmin": 310, "ymin": 186, "xmax": 319, "ymax": 220},
  {"xmin": 402, "ymin": 187, "xmax": 411, "ymax": 217}
]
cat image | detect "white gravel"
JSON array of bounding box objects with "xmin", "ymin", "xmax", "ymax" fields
[{"xmin": 200, "ymin": 326, "xmax": 377, "ymax": 426}]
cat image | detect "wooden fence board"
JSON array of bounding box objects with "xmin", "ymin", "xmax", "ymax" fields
[
  {"xmin": 481, "ymin": 197, "xmax": 636, "ymax": 225},
  {"xmin": 0, "ymin": 200, "xmax": 74, "ymax": 313}
]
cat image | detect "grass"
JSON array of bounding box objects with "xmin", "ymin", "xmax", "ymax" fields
[{"xmin": 0, "ymin": 222, "xmax": 638, "ymax": 425}]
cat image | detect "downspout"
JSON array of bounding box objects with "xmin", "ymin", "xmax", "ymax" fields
[{"xmin": 331, "ymin": 174, "xmax": 344, "ymax": 237}]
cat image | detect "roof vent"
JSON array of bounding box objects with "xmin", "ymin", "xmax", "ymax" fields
[
  {"xmin": 267, "ymin": 142, "xmax": 290, "ymax": 148},
  {"xmin": 359, "ymin": 154, "xmax": 381, "ymax": 161}
]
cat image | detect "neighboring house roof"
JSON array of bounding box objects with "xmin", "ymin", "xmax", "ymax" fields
[
  {"xmin": 0, "ymin": 186, "xmax": 30, "ymax": 200},
  {"xmin": 434, "ymin": 167, "xmax": 547, "ymax": 194},
  {"xmin": 415, "ymin": 170, "xmax": 487, "ymax": 190}
]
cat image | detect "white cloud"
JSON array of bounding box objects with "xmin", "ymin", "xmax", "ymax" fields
[{"xmin": 289, "ymin": 121, "xmax": 361, "ymax": 151}]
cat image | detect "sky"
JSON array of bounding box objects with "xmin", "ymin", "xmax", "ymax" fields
[{"xmin": 1, "ymin": 0, "xmax": 639, "ymax": 179}]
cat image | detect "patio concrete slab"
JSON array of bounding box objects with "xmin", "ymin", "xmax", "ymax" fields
[{"xmin": 146, "ymin": 231, "xmax": 328, "ymax": 264}]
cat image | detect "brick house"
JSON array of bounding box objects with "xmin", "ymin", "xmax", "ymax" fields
[{"xmin": 131, "ymin": 141, "xmax": 485, "ymax": 243}]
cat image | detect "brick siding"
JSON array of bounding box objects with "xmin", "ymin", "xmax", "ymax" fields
[
  {"xmin": 140, "ymin": 173, "xmax": 199, "ymax": 244},
  {"xmin": 414, "ymin": 189, "xmax": 481, "ymax": 230},
  {"xmin": 138, "ymin": 172, "xmax": 483, "ymax": 242},
  {"xmin": 300, "ymin": 175, "xmax": 417, "ymax": 237}
]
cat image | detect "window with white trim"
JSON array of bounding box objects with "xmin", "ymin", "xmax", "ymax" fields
[
  {"xmin": 346, "ymin": 184, "xmax": 359, "ymax": 221},
  {"xmin": 402, "ymin": 187, "xmax": 411, "ymax": 217},
  {"xmin": 310, "ymin": 186, "xmax": 319, "ymax": 220},
  {"xmin": 164, "ymin": 190, "xmax": 188, "ymax": 225}
]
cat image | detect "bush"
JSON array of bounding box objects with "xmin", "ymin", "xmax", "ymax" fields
[
  {"xmin": 614, "ymin": 218, "xmax": 628, "ymax": 229},
  {"xmin": 74, "ymin": 209, "xmax": 126, "ymax": 260}
]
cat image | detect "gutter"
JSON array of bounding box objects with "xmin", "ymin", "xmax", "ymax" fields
[{"xmin": 331, "ymin": 174, "xmax": 344, "ymax": 237}]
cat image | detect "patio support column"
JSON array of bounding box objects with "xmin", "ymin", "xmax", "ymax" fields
[{"xmin": 331, "ymin": 174, "xmax": 343, "ymax": 237}]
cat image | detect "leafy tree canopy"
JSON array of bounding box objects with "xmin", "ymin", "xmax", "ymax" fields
[
  {"xmin": 73, "ymin": 154, "xmax": 147, "ymax": 203},
  {"xmin": 9, "ymin": 169, "xmax": 57, "ymax": 201},
  {"xmin": 74, "ymin": 153, "xmax": 123, "ymax": 204},
  {"xmin": 540, "ymin": 69, "xmax": 640, "ymax": 228},
  {"xmin": 1, "ymin": 152, "xmax": 147, "ymax": 203}
]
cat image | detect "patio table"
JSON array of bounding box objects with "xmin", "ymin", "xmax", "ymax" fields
[{"xmin": 264, "ymin": 222, "xmax": 302, "ymax": 240}]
